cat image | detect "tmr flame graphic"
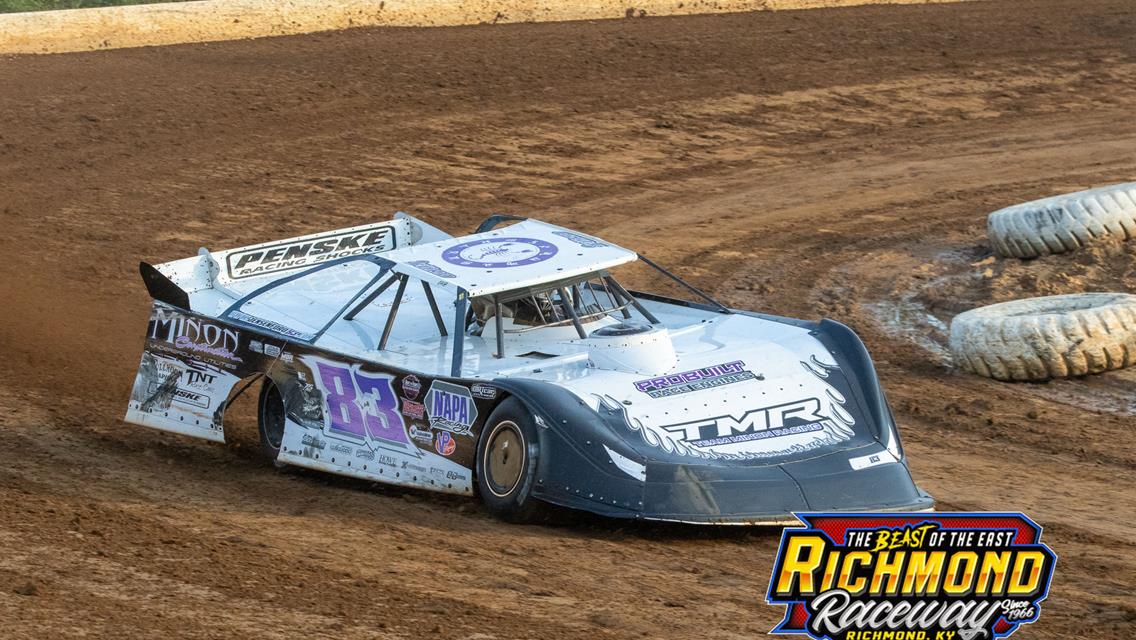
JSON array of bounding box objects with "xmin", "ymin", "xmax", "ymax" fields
[
  {"xmin": 801, "ymin": 354, "xmax": 857, "ymax": 440},
  {"xmin": 597, "ymin": 353, "xmax": 855, "ymax": 460}
]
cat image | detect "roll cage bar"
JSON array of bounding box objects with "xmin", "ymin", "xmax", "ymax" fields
[{"xmin": 217, "ymin": 243, "xmax": 730, "ymax": 378}]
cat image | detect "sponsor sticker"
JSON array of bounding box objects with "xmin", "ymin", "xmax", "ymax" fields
[
  {"xmin": 470, "ymin": 383, "xmax": 497, "ymax": 400},
  {"xmin": 150, "ymin": 309, "xmax": 242, "ymax": 363},
  {"xmin": 634, "ymin": 360, "xmax": 756, "ymax": 398},
  {"xmin": 434, "ymin": 431, "xmax": 456, "ymax": 457},
  {"xmin": 401, "ymin": 399, "xmax": 426, "ymax": 420},
  {"xmin": 301, "ymin": 434, "xmax": 326, "ymax": 450},
  {"xmin": 767, "ymin": 513, "xmax": 1056, "ymax": 640},
  {"xmin": 552, "ymin": 230, "xmax": 607, "ymax": 248},
  {"xmin": 408, "ymin": 424, "xmax": 434, "ymax": 445},
  {"xmin": 407, "ymin": 259, "xmax": 457, "ymax": 279},
  {"xmin": 230, "ymin": 310, "xmax": 315, "ymax": 342},
  {"xmin": 225, "ymin": 224, "xmax": 396, "ymax": 280},
  {"xmin": 402, "ymin": 374, "xmax": 422, "ymax": 400},
  {"xmin": 147, "ymin": 361, "xmax": 223, "ymax": 410},
  {"xmin": 441, "ymin": 237, "xmax": 558, "ymax": 268},
  {"xmin": 424, "ymin": 381, "xmax": 478, "ymax": 436}
]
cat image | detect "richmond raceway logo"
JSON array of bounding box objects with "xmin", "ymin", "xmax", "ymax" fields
[{"xmin": 767, "ymin": 513, "xmax": 1056, "ymax": 640}]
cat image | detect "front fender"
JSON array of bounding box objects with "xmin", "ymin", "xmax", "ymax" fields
[{"xmin": 490, "ymin": 378, "xmax": 647, "ymax": 518}]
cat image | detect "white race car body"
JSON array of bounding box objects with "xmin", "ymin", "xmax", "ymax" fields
[{"xmin": 125, "ymin": 213, "xmax": 932, "ymax": 523}]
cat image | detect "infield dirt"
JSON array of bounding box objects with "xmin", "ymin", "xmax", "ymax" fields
[{"xmin": 0, "ymin": 1, "xmax": 1133, "ymax": 638}]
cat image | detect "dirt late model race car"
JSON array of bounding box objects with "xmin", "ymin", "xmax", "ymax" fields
[{"xmin": 125, "ymin": 213, "xmax": 933, "ymax": 524}]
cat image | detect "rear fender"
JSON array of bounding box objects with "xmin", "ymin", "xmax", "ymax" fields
[{"xmin": 124, "ymin": 301, "xmax": 285, "ymax": 442}]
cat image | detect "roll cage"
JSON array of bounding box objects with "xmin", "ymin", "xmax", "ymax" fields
[{"xmin": 219, "ymin": 251, "xmax": 730, "ymax": 377}]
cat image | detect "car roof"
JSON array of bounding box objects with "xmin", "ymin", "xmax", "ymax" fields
[{"xmin": 384, "ymin": 219, "xmax": 638, "ymax": 297}]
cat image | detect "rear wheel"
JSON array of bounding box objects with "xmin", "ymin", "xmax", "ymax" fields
[
  {"xmin": 257, "ymin": 380, "xmax": 287, "ymax": 467},
  {"xmin": 476, "ymin": 398, "xmax": 544, "ymax": 522}
]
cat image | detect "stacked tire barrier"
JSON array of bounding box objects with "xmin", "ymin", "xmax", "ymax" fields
[
  {"xmin": 987, "ymin": 183, "xmax": 1136, "ymax": 258},
  {"xmin": 0, "ymin": 0, "xmax": 970, "ymax": 55},
  {"xmin": 949, "ymin": 293, "xmax": 1136, "ymax": 381},
  {"xmin": 951, "ymin": 182, "xmax": 1136, "ymax": 381}
]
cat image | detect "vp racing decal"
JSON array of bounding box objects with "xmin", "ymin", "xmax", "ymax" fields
[{"xmin": 767, "ymin": 513, "xmax": 1056, "ymax": 640}]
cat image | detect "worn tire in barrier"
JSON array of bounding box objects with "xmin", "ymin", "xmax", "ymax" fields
[
  {"xmin": 949, "ymin": 293, "xmax": 1136, "ymax": 381},
  {"xmin": 987, "ymin": 183, "xmax": 1136, "ymax": 258}
]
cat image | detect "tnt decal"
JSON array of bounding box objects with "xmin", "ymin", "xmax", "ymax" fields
[
  {"xmin": 424, "ymin": 381, "xmax": 478, "ymax": 436},
  {"xmin": 312, "ymin": 360, "xmax": 411, "ymax": 449}
]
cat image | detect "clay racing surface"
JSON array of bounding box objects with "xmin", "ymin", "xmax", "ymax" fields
[{"xmin": 1, "ymin": 1, "xmax": 1134, "ymax": 637}]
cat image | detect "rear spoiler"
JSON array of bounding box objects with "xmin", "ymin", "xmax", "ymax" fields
[
  {"xmin": 138, "ymin": 213, "xmax": 451, "ymax": 305},
  {"xmin": 140, "ymin": 261, "xmax": 190, "ymax": 309}
]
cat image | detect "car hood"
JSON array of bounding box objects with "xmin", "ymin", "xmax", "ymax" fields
[{"xmin": 542, "ymin": 313, "xmax": 887, "ymax": 464}]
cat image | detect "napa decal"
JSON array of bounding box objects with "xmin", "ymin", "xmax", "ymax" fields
[
  {"xmin": 424, "ymin": 381, "xmax": 478, "ymax": 437},
  {"xmin": 766, "ymin": 513, "xmax": 1056, "ymax": 640}
]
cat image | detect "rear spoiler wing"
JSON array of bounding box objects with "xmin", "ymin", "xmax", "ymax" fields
[{"xmin": 139, "ymin": 212, "xmax": 450, "ymax": 309}]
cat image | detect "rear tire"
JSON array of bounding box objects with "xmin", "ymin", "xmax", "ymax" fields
[
  {"xmin": 257, "ymin": 380, "xmax": 288, "ymax": 467},
  {"xmin": 476, "ymin": 398, "xmax": 544, "ymax": 523}
]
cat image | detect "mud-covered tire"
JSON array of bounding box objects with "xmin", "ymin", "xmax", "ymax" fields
[
  {"xmin": 949, "ymin": 293, "xmax": 1136, "ymax": 381},
  {"xmin": 257, "ymin": 380, "xmax": 288, "ymax": 467},
  {"xmin": 476, "ymin": 398, "xmax": 545, "ymax": 523},
  {"xmin": 988, "ymin": 183, "xmax": 1136, "ymax": 258}
]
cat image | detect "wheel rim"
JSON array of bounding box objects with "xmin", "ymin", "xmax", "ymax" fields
[
  {"xmin": 261, "ymin": 384, "xmax": 285, "ymax": 450},
  {"xmin": 485, "ymin": 421, "xmax": 525, "ymax": 498}
]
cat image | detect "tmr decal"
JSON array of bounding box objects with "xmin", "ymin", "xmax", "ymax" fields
[
  {"xmin": 660, "ymin": 398, "xmax": 852, "ymax": 449},
  {"xmin": 424, "ymin": 381, "xmax": 478, "ymax": 436},
  {"xmin": 634, "ymin": 360, "xmax": 756, "ymax": 398},
  {"xmin": 225, "ymin": 224, "xmax": 397, "ymax": 280}
]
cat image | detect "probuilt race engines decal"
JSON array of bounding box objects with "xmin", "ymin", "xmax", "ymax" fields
[{"xmin": 766, "ymin": 513, "xmax": 1056, "ymax": 640}]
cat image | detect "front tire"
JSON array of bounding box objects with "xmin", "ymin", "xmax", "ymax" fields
[{"xmin": 476, "ymin": 398, "xmax": 544, "ymax": 523}]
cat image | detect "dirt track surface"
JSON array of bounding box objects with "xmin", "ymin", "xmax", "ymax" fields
[{"xmin": 1, "ymin": 1, "xmax": 1135, "ymax": 637}]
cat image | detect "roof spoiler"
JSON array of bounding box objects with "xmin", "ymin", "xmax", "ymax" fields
[
  {"xmin": 140, "ymin": 261, "xmax": 191, "ymax": 310},
  {"xmin": 474, "ymin": 213, "xmax": 528, "ymax": 234}
]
